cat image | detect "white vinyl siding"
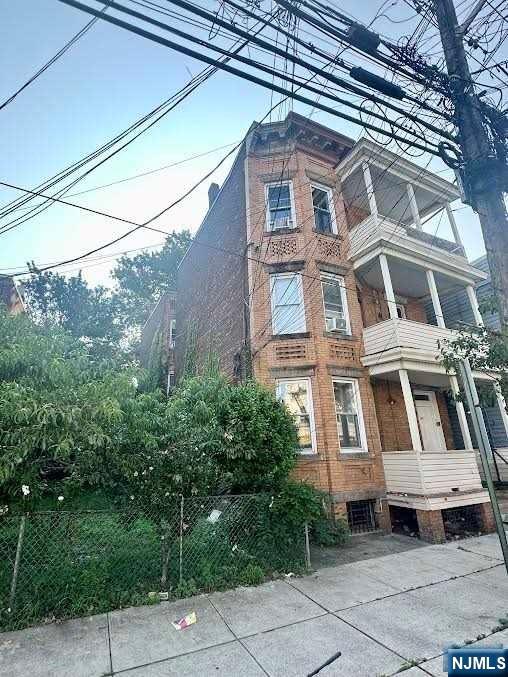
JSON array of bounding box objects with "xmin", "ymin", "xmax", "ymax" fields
[
  {"xmin": 333, "ymin": 378, "xmax": 367, "ymax": 452},
  {"xmin": 321, "ymin": 273, "xmax": 350, "ymax": 334},
  {"xmin": 276, "ymin": 378, "xmax": 316, "ymax": 453},
  {"xmin": 265, "ymin": 182, "xmax": 296, "ymax": 231},
  {"xmin": 270, "ymin": 273, "xmax": 306, "ymax": 335}
]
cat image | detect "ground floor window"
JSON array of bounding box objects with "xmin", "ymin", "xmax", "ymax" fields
[
  {"xmin": 276, "ymin": 377, "xmax": 316, "ymax": 454},
  {"xmin": 346, "ymin": 500, "xmax": 377, "ymax": 534},
  {"xmin": 333, "ymin": 378, "xmax": 367, "ymax": 452}
]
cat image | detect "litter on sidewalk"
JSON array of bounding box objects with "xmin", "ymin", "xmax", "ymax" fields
[{"xmin": 172, "ymin": 611, "xmax": 197, "ymax": 630}]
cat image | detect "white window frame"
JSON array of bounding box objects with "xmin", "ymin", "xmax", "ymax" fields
[
  {"xmin": 270, "ymin": 272, "xmax": 306, "ymax": 335},
  {"xmin": 332, "ymin": 377, "xmax": 368, "ymax": 453},
  {"xmin": 265, "ymin": 180, "xmax": 297, "ymax": 231},
  {"xmin": 276, "ymin": 377, "xmax": 317, "ymax": 454},
  {"xmin": 395, "ymin": 303, "xmax": 406, "ymax": 320},
  {"xmin": 311, "ymin": 182, "xmax": 337, "ymax": 235},
  {"xmin": 169, "ymin": 318, "xmax": 176, "ymax": 348},
  {"xmin": 320, "ymin": 272, "xmax": 351, "ymax": 335}
]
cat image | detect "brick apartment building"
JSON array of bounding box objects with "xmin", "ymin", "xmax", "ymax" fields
[{"xmin": 175, "ymin": 112, "xmax": 506, "ymax": 542}]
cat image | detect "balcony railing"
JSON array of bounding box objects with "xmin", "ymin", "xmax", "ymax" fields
[
  {"xmin": 382, "ymin": 450, "xmax": 483, "ymax": 496},
  {"xmin": 362, "ymin": 318, "xmax": 455, "ymax": 363},
  {"xmin": 348, "ymin": 214, "xmax": 465, "ymax": 261}
]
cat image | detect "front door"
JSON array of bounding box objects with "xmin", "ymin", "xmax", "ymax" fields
[{"xmin": 413, "ymin": 390, "xmax": 447, "ymax": 451}]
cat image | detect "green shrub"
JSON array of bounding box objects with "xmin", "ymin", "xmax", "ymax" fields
[
  {"xmin": 312, "ymin": 517, "xmax": 351, "ymax": 547},
  {"xmin": 239, "ymin": 563, "xmax": 264, "ymax": 586}
]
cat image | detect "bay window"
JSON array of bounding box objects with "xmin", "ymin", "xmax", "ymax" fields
[
  {"xmin": 276, "ymin": 378, "xmax": 316, "ymax": 453},
  {"xmin": 321, "ymin": 273, "xmax": 350, "ymax": 334},
  {"xmin": 266, "ymin": 182, "xmax": 295, "ymax": 230},
  {"xmin": 333, "ymin": 378, "xmax": 367, "ymax": 452},
  {"xmin": 270, "ymin": 272, "xmax": 306, "ymax": 335},
  {"xmin": 312, "ymin": 184, "xmax": 336, "ymax": 234}
]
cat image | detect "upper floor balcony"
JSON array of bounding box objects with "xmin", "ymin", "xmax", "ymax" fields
[{"xmin": 335, "ymin": 139, "xmax": 481, "ymax": 280}]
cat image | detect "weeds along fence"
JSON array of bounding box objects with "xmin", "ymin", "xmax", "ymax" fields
[{"xmin": 0, "ymin": 494, "xmax": 309, "ymax": 632}]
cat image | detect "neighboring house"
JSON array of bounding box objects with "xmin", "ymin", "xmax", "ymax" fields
[
  {"xmin": 0, "ymin": 275, "xmax": 25, "ymax": 315},
  {"xmin": 431, "ymin": 255, "xmax": 508, "ymax": 480},
  {"xmin": 175, "ymin": 111, "xmax": 504, "ymax": 542},
  {"xmin": 138, "ymin": 292, "xmax": 176, "ymax": 393}
]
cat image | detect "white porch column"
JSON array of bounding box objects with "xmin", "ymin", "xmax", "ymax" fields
[
  {"xmin": 449, "ymin": 374, "xmax": 473, "ymax": 450},
  {"xmin": 466, "ymin": 284, "xmax": 483, "ymax": 326},
  {"xmin": 406, "ymin": 183, "xmax": 422, "ymax": 229},
  {"xmin": 362, "ymin": 161, "xmax": 378, "ymax": 221},
  {"xmin": 426, "ymin": 269, "xmax": 445, "ymax": 328},
  {"xmin": 399, "ymin": 368, "xmax": 422, "ymax": 452},
  {"xmin": 445, "ymin": 203, "xmax": 463, "ymax": 248},
  {"xmin": 494, "ymin": 383, "xmax": 508, "ymax": 443},
  {"xmin": 379, "ymin": 253, "xmax": 398, "ymax": 320}
]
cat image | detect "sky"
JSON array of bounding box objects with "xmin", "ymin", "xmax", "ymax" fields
[{"xmin": 0, "ymin": 0, "xmax": 493, "ymax": 287}]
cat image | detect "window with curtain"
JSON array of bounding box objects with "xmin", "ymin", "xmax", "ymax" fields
[
  {"xmin": 270, "ymin": 273, "xmax": 306, "ymax": 335},
  {"xmin": 266, "ymin": 182, "xmax": 295, "ymax": 230},
  {"xmin": 333, "ymin": 379, "xmax": 367, "ymax": 451},
  {"xmin": 276, "ymin": 378, "xmax": 315, "ymax": 452}
]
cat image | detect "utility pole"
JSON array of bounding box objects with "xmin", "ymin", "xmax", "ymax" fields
[{"xmin": 432, "ymin": 0, "xmax": 508, "ymax": 330}]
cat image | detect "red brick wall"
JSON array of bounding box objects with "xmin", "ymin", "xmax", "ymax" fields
[
  {"xmin": 176, "ymin": 148, "xmax": 248, "ymax": 380},
  {"xmin": 246, "ymin": 142, "xmax": 387, "ymax": 499},
  {"xmin": 373, "ymin": 380, "xmax": 455, "ymax": 452}
]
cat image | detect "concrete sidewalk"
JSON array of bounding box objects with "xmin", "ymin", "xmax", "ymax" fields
[{"xmin": 1, "ymin": 534, "xmax": 507, "ymax": 677}]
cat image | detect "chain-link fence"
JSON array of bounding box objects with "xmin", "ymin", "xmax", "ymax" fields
[{"xmin": 0, "ymin": 495, "xmax": 308, "ymax": 632}]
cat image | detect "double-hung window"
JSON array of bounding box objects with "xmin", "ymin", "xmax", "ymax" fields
[
  {"xmin": 266, "ymin": 182, "xmax": 295, "ymax": 231},
  {"xmin": 333, "ymin": 378, "xmax": 367, "ymax": 452},
  {"xmin": 270, "ymin": 272, "xmax": 306, "ymax": 335},
  {"xmin": 312, "ymin": 184, "xmax": 336, "ymax": 234},
  {"xmin": 169, "ymin": 319, "xmax": 176, "ymax": 348},
  {"xmin": 321, "ymin": 273, "xmax": 350, "ymax": 334},
  {"xmin": 276, "ymin": 378, "xmax": 316, "ymax": 453}
]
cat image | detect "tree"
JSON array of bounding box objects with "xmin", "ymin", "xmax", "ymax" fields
[
  {"xmin": 24, "ymin": 269, "xmax": 123, "ymax": 358},
  {"xmin": 0, "ymin": 312, "xmax": 298, "ymax": 507},
  {"xmin": 23, "ymin": 230, "xmax": 192, "ymax": 354},
  {"xmin": 0, "ymin": 309, "xmax": 141, "ymax": 501},
  {"xmin": 112, "ymin": 230, "xmax": 192, "ymax": 329}
]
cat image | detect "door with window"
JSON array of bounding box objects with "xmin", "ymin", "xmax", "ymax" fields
[{"xmin": 413, "ymin": 390, "xmax": 446, "ymax": 451}]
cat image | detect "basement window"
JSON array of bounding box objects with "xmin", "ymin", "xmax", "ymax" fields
[{"xmin": 347, "ymin": 500, "xmax": 377, "ymax": 534}]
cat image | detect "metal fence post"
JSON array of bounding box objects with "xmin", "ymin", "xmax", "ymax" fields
[
  {"xmin": 304, "ymin": 522, "xmax": 311, "ymax": 569},
  {"xmin": 8, "ymin": 515, "xmax": 26, "ymax": 613},
  {"xmin": 459, "ymin": 359, "xmax": 508, "ymax": 574},
  {"xmin": 179, "ymin": 495, "xmax": 184, "ymax": 586}
]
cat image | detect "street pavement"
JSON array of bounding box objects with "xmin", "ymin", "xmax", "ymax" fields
[{"xmin": 1, "ymin": 533, "xmax": 507, "ymax": 677}]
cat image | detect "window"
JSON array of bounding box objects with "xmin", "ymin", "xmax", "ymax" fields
[
  {"xmin": 333, "ymin": 378, "xmax": 367, "ymax": 452},
  {"xmin": 312, "ymin": 185, "xmax": 336, "ymax": 234},
  {"xmin": 169, "ymin": 319, "xmax": 176, "ymax": 348},
  {"xmin": 276, "ymin": 378, "xmax": 316, "ymax": 453},
  {"xmin": 270, "ymin": 273, "xmax": 306, "ymax": 335},
  {"xmin": 321, "ymin": 273, "xmax": 350, "ymax": 334},
  {"xmin": 396, "ymin": 303, "xmax": 406, "ymax": 319},
  {"xmin": 266, "ymin": 182, "xmax": 295, "ymax": 231},
  {"xmin": 347, "ymin": 500, "xmax": 377, "ymax": 534},
  {"xmin": 166, "ymin": 370, "xmax": 175, "ymax": 395}
]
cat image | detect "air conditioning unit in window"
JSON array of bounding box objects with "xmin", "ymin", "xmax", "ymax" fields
[
  {"xmin": 326, "ymin": 316, "xmax": 347, "ymax": 332},
  {"xmin": 270, "ymin": 217, "xmax": 293, "ymax": 229}
]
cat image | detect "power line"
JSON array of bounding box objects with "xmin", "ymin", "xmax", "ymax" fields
[
  {"xmin": 0, "ymin": 1, "xmax": 110, "ymax": 112},
  {"xmin": 55, "ymin": 0, "xmax": 445, "ymax": 156}
]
